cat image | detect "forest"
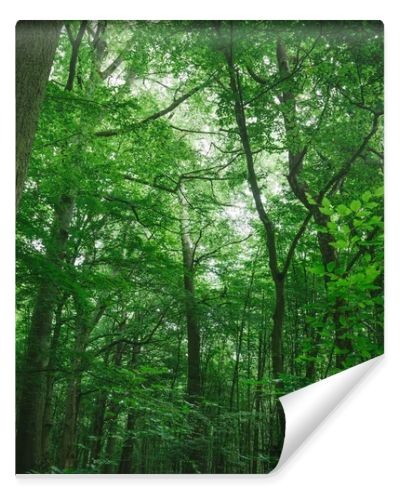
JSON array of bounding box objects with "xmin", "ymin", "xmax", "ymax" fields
[{"xmin": 16, "ymin": 20, "xmax": 383, "ymax": 474}]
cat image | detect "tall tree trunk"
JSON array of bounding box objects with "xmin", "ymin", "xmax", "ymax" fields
[
  {"xmin": 118, "ymin": 345, "xmax": 141, "ymax": 473},
  {"xmin": 178, "ymin": 188, "xmax": 205, "ymax": 473},
  {"xmin": 41, "ymin": 293, "xmax": 68, "ymax": 467},
  {"xmin": 118, "ymin": 410, "xmax": 136, "ymax": 474},
  {"xmin": 217, "ymin": 27, "xmax": 290, "ymax": 453},
  {"xmin": 90, "ymin": 392, "xmax": 108, "ymax": 464},
  {"xmin": 101, "ymin": 344, "xmax": 125, "ymax": 473},
  {"xmin": 230, "ymin": 259, "xmax": 257, "ymax": 411},
  {"xmin": 276, "ymin": 38, "xmax": 351, "ymax": 371},
  {"xmin": 16, "ymin": 194, "xmax": 74, "ymax": 473},
  {"xmin": 101, "ymin": 401, "xmax": 122, "ymax": 474},
  {"xmin": 57, "ymin": 368, "xmax": 81, "ymax": 469},
  {"xmin": 58, "ymin": 297, "xmax": 106, "ymax": 469},
  {"xmin": 16, "ymin": 22, "xmax": 90, "ymax": 472},
  {"xmin": 179, "ymin": 190, "xmax": 201, "ymax": 402},
  {"xmin": 16, "ymin": 21, "xmax": 61, "ymax": 209},
  {"xmin": 252, "ymin": 313, "xmax": 267, "ymax": 473}
]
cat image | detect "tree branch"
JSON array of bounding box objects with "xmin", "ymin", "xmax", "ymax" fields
[
  {"xmin": 194, "ymin": 233, "xmax": 253, "ymax": 266},
  {"xmin": 95, "ymin": 74, "xmax": 216, "ymax": 138},
  {"xmin": 282, "ymin": 213, "xmax": 312, "ymax": 276},
  {"xmin": 65, "ymin": 21, "xmax": 88, "ymax": 92}
]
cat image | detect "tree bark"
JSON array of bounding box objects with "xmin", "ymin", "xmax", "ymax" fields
[
  {"xmin": 118, "ymin": 345, "xmax": 141, "ymax": 473},
  {"xmin": 118, "ymin": 410, "xmax": 136, "ymax": 473},
  {"xmin": 58, "ymin": 297, "xmax": 106, "ymax": 469},
  {"xmin": 90, "ymin": 392, "xmax": 108, "ymax": 464},
  {"xmin": 219, "ymin": 30, "xmax": 285, "ymax": 369},
  {"xmin": 16, "ymin": 21, "xmax": 61, "ymax": 209},
  {"xmin": 275, "ymin": 38, "xmax": 351, "ymax": 372},
  {"xmin": 178, "ymin": 188, "xmax": 206, "ymax": 473},
  {"xmin": 16, "ymin": 194, "xmax": 74, "ymax": 473},
  {"xmin": 216, "ymin": 27, "xmax": 293, "ymax": 465},
  {"xmin": 179, "ymin": 189, "xmax": 201, "ymax": 402},
  {"xmin": 101, "ymin": 344, "xmax": 125, "ymax": 473},
  {"xmin": 252, "ymin": 305, "xmax": 268, "ymax": 473},
  {"xmin": 41, "ymin": 293, "xmax": 68, "ymax": 467}
]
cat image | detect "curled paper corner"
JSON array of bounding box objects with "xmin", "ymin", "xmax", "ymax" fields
[{"xmin": 274, "ymin": 355, "xmax": 384, "ymax": 472}]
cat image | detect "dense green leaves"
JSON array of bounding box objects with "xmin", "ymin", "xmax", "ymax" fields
[{"xmin": 16, "ymin": 20, "xmax": 383, "ymax": 474}]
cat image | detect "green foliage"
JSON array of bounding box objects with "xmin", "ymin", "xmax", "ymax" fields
[{"xmin": 16, "ymin": 20, "xmax": 383, "ymax": 475}]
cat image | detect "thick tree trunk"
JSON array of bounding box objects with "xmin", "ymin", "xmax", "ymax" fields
[
  {"xmin": 58, "ymin": 297, "xmax": 106, "ymax": 469},
  {"xmin": 17, "ymin": 23, "xmax": 92, "ymax": 472},
  {"xmin": 90, "ymin": 392, "xmax": 108, "ymax": 464},
  {"xmin": 178, "ymin": 188, "xmax": 205, "ymax": 473},
  {"xmin": 58, "ymin": 369, "xmax": 81, "ymax": 469},
  {"xmin": 118, "ymin": 410, "xmax": 136, "ymax": 473},
  {"xmin": 118, "ymin": 345, "xmax": 141, "ymax": 473},
  {"xmin": 16, "ymin": 21, "xmax": 61, "ymax": 209},
  {"xmin": 16, "ymin": 194, "xmax": 74, "ymax": 473},
  {"xmin": 41, "ymin": 294, "xmax": 68, "ymax": 467},
  {"xmin": 276, "ymin": 38, "xmax": 353, "ymax": 372},
  {"xmin": 101, "ymin": 401, "xmax": 121, "ymax": 474}
]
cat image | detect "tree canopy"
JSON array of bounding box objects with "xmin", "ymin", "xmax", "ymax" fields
[{"xmin": 16, "ymin": 20, "xmax": 383, "ymax": 474}]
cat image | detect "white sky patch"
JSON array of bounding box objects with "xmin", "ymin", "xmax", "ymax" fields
[
  {"xmin": 108, "ymin": 73, "xmax": 126, "ymax": 87},
  {"xmin": 263, "ymin": 56, "xmax": 271, "ymax": 65},
  {"xmin": 74, "ymin": 255, "xmax": 85, "ymax": 266},
  {"xmin": 271, "ymin": 178, "xmax": 283, "ymax": 195},
  {"xmin": 195, "ymin": 138, "xmax": 212, "ymax": 155},
  {"xmin": 223, "ymin": 196, "xmax": 255, "ymax": 237},
  {"xmin": 305, "ymin": 117, "xmax": 317, "ymax": 126},
  {"xmin": 203, "ymin": 269, "xmax": 220, "ymax": 287},
  {"xmin": 31, "ymin": 239, "xmax": 45, "ymax": 253},
  {"xmin": 202, "ymin": 258, "xmax": 221, "ymax": 287},
  {"xmin": 179, "ymin": 72, "xmax": 189, "ymax": 83}
]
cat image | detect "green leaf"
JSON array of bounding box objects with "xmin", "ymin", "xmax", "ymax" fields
[
  {"xmin": 334, "ymin": 240, "xmax": 347, "ymax": 249},
  {"xmin": 319, "ymin": 206, "xmax": 333, "ymax": 216},
  {"xmin": 337, "ymin": 204, "xmax": 351, "ymax": 217},
  {"xmin": 327, "ymin": 261, "xmax": 336, "ymax": 272},
  {"xmin": 310, "ymin": 263, "xmax": 325, "ymax": 276},
  {"xmin": 362, "ymin": 191, "xmax": 372, "ymax": 202},
  {"xmin": 350, "ymin": 200, "xmax": 361, "ymax": 212},
  {"xmin": 321, "ymin": 197, "xmax": 331, "ymax": 208}
]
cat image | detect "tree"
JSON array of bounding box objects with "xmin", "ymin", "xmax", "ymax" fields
[
  {"xmin": 16, "ymin": 21, "xmax": 62, "ymax": 209},
  {"xmin": 16, "ymin": 20, "xmax": 383, "ymax": 474}
]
